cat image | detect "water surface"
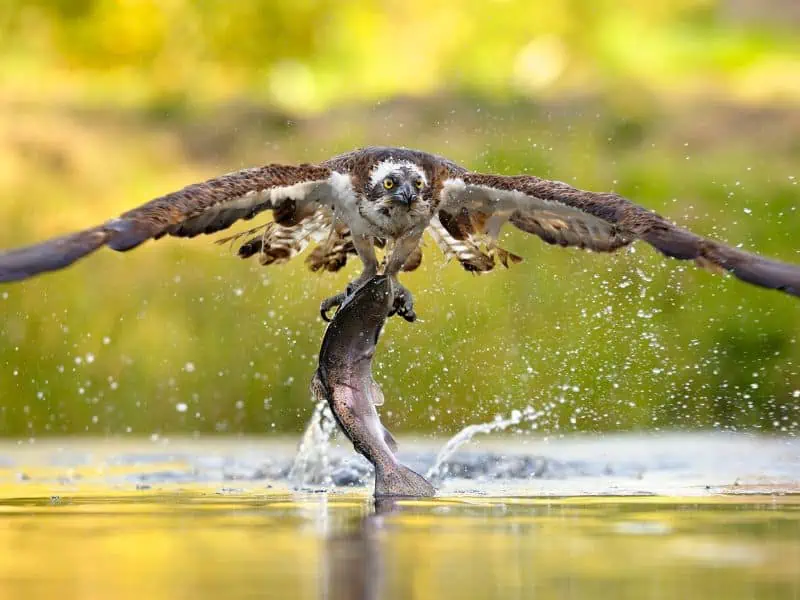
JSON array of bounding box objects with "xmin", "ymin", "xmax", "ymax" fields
[{"xmin": 1, "ymin": 434, "xmax": 798, "ymax": 599}]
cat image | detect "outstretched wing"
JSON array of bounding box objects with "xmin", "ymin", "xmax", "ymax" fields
[
  {"xmin": 439, "ymin": 173, "xmax": 800, "ymax": 297},
  {"xmin": 0, "ymin": 164, "xmax": 345, "ymax": 282}
]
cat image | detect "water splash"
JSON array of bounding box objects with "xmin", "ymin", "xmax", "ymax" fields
[
  {"xmin": 288, "ymin": 400, "xmax": 338, "ymax": 487},
  {"xmin": 426, "ymin": 406, "xmax": 542, "ymax": 480}
]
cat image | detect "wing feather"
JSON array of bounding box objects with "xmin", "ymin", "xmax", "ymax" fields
[
  {"xmin": 509, "ymin": 210, "xmax": 631, "ymax": 252},
  {"xmin": 441, "ymin": 173, "xmax": 800, "ymax": 297},
  {"xmin": 255, "ymin": 212, "xmax": 331, "ymax": 266},
  {"xmin": 427, "ymin": 215, "xmax": 494, "ymax": 273},
  {"xmin": 0, "ymin": 164, "xmax": 337, "ymax": 282},
  {"xmin": 0, "ymin": 228, "xmax": 113, "ymax": 282},
  {"xmin": 306, "ymin": 221, "xmax": 356, "ymax": 273}
]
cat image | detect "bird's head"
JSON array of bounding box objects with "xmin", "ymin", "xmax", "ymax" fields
[{"xmin": 366, "ymin": 160, "xmax": 428, "ymax": 210}]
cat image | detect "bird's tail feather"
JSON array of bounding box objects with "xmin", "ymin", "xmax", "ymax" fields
[{"xmin": 306, "ymin": 224, "xmax": 354, "ymax": 272}]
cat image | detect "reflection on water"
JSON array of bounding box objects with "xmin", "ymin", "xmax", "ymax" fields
[
  {"xmin": 1, "ymin": 434, "xmax": 798, "ymax": 599},
  {"xmin": 0, "ymin": 491, "xmax": 798, "ymax": 600}
]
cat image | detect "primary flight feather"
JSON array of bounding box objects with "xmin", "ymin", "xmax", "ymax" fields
[{"xmin": 0, "ymin": 146, "xmax": 798, "ymax": 320}]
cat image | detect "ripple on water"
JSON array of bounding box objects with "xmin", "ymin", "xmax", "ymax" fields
[{"xmin": 0, "ymin": 433, "xmax": 797, "ymax": 497}]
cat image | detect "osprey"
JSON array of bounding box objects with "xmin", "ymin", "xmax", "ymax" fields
[{"xmin": 0, "ymin": 146, "xmax": 798, "ymax": 319}]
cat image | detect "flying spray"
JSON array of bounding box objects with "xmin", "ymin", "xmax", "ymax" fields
[{"xmin": 311, "ymin": 275, "xmax": 436, "ymax": 497}]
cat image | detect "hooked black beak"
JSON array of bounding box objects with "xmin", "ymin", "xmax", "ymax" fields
[{"xmin": 393, "ymin": 183, "xmax": 417, "ymax": 206}]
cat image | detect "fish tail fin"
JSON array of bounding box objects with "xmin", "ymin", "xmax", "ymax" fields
[{"xmin": 375, "ymin": 463, "xmax": 436, "ymax": 498}]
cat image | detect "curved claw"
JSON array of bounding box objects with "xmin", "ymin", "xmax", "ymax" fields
[
  {"xmin": 322, "ymin": 278, "xmax": 417, "ymax": 323},
  {"xmin": 390, "ymin": 282, "xmax": 417, "ymax": 323},
  {"xmin": 398, "ymin": 307, "xmax": 416, "ymax": 323},
  {"xmin": 320, "ymin": 291, "xmax": 347, "ymax": 322},
  {"xmin": 394, "ymin": 304, "xmax": 416, "ymax": 322},
  {"xmin": 390, "ymin": 301, "xmax": 416, "ymax": 322}
]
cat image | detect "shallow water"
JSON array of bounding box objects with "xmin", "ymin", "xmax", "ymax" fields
[{"xmin": 1, "ymin": 433, "xmax": 799, "ymax": 599}]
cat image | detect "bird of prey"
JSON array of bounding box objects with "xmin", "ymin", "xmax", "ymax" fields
[{"xmin": 0, "ymin": 146, "xmax": 798, "ymax": 319}]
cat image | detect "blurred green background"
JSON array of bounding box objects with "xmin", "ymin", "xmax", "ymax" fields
[{"xmin": 0, "ymin": 0, "xmax": 798, "ymax": 438}]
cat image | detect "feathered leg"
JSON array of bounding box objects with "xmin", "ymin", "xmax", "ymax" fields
[
  {"xmin": 383, "ymin": 228, "xmax": 425, "ymax": 322},
  {"xmin": 319, "ymin": 233, "xmax": 379, "ymax": 321}
]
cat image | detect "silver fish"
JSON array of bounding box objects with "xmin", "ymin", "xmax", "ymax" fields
[{"xmin": 311, "ymin": 275, "xmax": 436, "ymax": 497}]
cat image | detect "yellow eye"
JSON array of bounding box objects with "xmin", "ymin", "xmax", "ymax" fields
[
  {"xmin": 383, "ymin": 178, "xmax": 394, "ymax": 190},
  {"xmin": 415, "ymin": 179, "xmax": 424, "ymax": 190}
]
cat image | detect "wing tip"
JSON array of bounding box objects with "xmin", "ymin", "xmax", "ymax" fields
[{"xmin": 0, "ymin": 227, "xmax": 112, "ymax": 283}]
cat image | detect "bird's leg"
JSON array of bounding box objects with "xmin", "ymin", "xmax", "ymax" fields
[
  {"xmin": 388, "ymin": 278, "xmax": 415, "ymax": 322},
  {"xmin": 319, "ymin": 291, "xmax": 347, "ymax": 322},
  {"xmin": 384, "ymin": 230, "xmax": 424, "ymax": 323},
  {"xmin": 320, "ymin": 234, "xmax": 378, "ymax": 321}
]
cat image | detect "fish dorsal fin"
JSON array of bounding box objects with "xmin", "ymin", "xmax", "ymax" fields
[
  {"xmin": 369, "ymin": 377, "xmax": 384, "ymax": 406},
  {"xmin": 382, "ymin": 425, "xmax": 398, "ymax": 454}
]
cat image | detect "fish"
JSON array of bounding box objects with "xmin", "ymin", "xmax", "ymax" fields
[{"xmin": 311, "ymin": 274, "xmax": 436, "ymax": 497}]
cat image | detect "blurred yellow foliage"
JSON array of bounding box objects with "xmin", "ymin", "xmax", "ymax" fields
[
  {"xmin": 1, "ymin": 0, "xmax": 799, "ymax": 109},
  {"xmin": 0, "ymin": 0, "xmax": 798, "ymax": 436}
]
